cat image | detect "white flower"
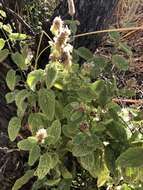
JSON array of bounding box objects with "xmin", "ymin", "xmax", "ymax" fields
[
  {"xmin": 63, "ymin": 44, "xmax": 73, "ymax": 53},
  {"xmin": 50, "ymin": 16, "xmax": 64, "ymax": 36},
  {"xmin": 35, "ymin": 128, "xmax": 47, "ymax": 144}
]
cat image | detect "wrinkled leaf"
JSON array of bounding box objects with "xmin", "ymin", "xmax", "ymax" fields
[
  {"xmin": 8, "ymin": 117, "xmax": 21, "ymax": 141},
  {"xmin": 12, "ymin": 170, "xmax": 34, "ymax": 190},
  {"xmin": 0, "ymin": 49, "xmax": 9, "ymax": 63},
  {"xmin": 6, "ymin": 69, "xmax": 16, "ymax": 91},
  {"xmin": 0, "ymin": 38, "xmax": 5, "ymax": 50},
  {"xmin": 11, "ymin": 52, "xmax": 26, "ymax": 70},
  {"xmin": 116, "ymin": 147, "xmax": 143, "ymax": 167},
  {"xmin": 28, "ymin": 145, "xmax": 41, "ymax": 166},
  {"xmin": 112, "ymin": 55, "xmax": 129, "ymax": 71},
  {"xmin": 46, "ymin": 64, "xmax": 57, "ymax": 88},
  {"xmin": 38, "ymin": 89, "xmax": 55, "ymax": 120},
  {"xmin": 27, "ymin": 69, "xmax": 44, "ymax": 91}
]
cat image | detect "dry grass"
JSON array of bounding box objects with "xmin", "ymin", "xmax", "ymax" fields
[{"xmin": 117, "ymin": 0, "xmax": 143, "ymax": 74}]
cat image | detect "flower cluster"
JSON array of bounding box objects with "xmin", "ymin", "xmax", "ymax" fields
[
  {"xmin": 35, "ymin": 128, "xmax": 47, "ymax": 144},
  {"xmin": 50, "ymin": 17, "xmax": 73, "ymax": 68}
]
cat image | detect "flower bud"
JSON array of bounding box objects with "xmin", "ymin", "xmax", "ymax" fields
[{"xmin": 68, "ymin": 0, "xmax": 75, "ymax": 16}]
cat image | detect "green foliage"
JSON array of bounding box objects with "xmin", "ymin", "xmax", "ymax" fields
[
  {"xmin": 6, "ymin": 69, "xmax": 16, "ymax": 91},
  {"xmin": 4, "ymin": 14, "xmax": 142, "ymax": 190},
  {"xmin": 8, "ymin": 117, "xmax": 21, "ymax": 141},
  {"xmin": 0, "ymin": 49, "xmax": 9, "ymax": 62},
  {"xmin": 116, "ymin": 147, "xmax": 143, "ymax": 167},
  {"xmin": 12, "ymin": 170, "xmax": 34, "ymax": 190}
]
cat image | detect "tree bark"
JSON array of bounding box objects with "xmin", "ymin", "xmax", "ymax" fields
[
  {"xmin": 39, "ymin": 0, "xmax": 119, "ymax": 67},
  {"xmin": 44, "ymin": 0, "xmax": 119, "ymax": 50}
]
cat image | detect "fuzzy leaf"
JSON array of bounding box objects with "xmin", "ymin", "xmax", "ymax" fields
[
  {"xmin": 27, "ymin": 69, "xmax": 44, "ymax": 91},
  {"xmin": 77, "ymin": 47, "xmax": 93, "ymax": 60},
  {"xmin": 0, "ymin": 49, "xmax": 9, "ymax": 63},
  {"xmin": 72, "ymin": 143, "xmax": 94, "ymax": 157},
  {"xmin": 6, "ymin": 69, "xmax": 16, "ymax": 91},
  {"xmin": 5, "ymin": 92, "xmax": 15, "ymax": 103},
  {"xmin": 35, "ymin": 153, "xmax": 51, "ymax": 179},
  {"xmin": 18, "ymin": 137, "xmax": 37, "ymax": 150},
  {"xmin": 47, "ymin": 120, "xmax": 61, "ymax": 144},
  {"xmin": 116, "ymin": 147, "xmax": 143, "ymax": 167},
  {"xmin": 46, "ymin": 64, "xmax": 57, "ymax": 88},
  {"xmin": 28, "ymin": 145, "xmax": 41, "ymax": 166},
  {"xmin": 11, "ymin": 52, "xmax": 26, "ymax": 70},
  {"xmin": 38, "ymin": 89, "xmax": 55, "ymax": 120},
  {"xmin": 112, "ymin": 55, "xmax": 129, "ymax": 71},
  {"xmin": 0, "ymin": 38, "xmax": 5, "ymax": 50},
  {"xmin": 8, "ymin": 117, "xmax": 21, "ymax": 141},
  {"xmin": 12, "ymin": 170, "xmax": 34, "ymax": 190}
]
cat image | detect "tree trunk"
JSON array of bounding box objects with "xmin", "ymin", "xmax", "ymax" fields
[
  {"xmin": 40, "ymin": 0, "xmax": 119, "ymax": 67},
  {"xmin": 44, "ymin": 0, "xmax": 119, "ymax": 50}
]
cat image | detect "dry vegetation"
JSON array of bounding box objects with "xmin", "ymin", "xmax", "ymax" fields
[{"xmin": 117, "ymin": 0, "xmax": 143, "ymax": 74}]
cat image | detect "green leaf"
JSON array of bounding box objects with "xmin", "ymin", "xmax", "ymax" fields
[
  {"xmin": 55, "ymin": 100, "xmax": 64, "ymax": 120},
  {"xmin": 0, "ymin": 49, "xmax": 9, "ymax": 63},
  {"xmin": 2, "ymin": 24, "xmax": 12, "ymax": 33},
  {"xmin": 77, "ymin": 87, "xmax": 96, "ymax": 101},
  {"xmin": 77, "ymin": 47, "xmax": 93, "ymax": 60},
  {"xmin": 38, "ymin": 89, "xmax": 55, "ymax": 121},
  {"xmin": 6, "ymin": 69, "xmax": 16, "ymax": 91},
  {"xmin": 104, "ymin": 146, "xmax": 116, "ymax": 173},
  {"xmin": 119, "ymin": 42, "xmax": 132, "ymax": 56},
  {"xmin": 12, "ymin": 170, "xmax": 34, "ymax": 190},
  {"xmin": 106, "ymin": 120, "xmax": 127, "ymax": 143},
  {"xmin": 62, "ymin": 123, "xmax": 79, "ymax": 138},
  {"xmin": 90, "ymin": 151, "xmax": 103, "ymax": 178},
  {"xmin": 91, "ymin": 80, "xmax": 110, "ymax": 106},
  {"xmin": 0, "ymin": 10, "xmax": 6, "ymax": 18},
  {"xmin": 72, "ymin": 143, "xmax": 94, "ymax": 157},
  {"xmin": 35, "ymin": 153, "xmax": 51, "ymax": 179},
  {"xmin": 11, "ymin": 52, "xmax": 26, "ymax": 70},
  {"xmin": 47, "ymin": 120, "xmax": 61, "ymax": 144},
  {"xmin": 28, "ymin": 113, "xmax": 47, "ymax": 135},
  {"xmin": 121, "ymin": 184, "xmax": 132, "ymax": 190},
  {"xmin": 49, "ymin": 153, "xmax": 59, "ymax": 169},
  {"xmin": 9, "ymin": 33, "xmax": 27, "ymax": 41},
  {"xmin": 27, "ymin": 69, "xmax": 44, "ymax": 91},
  {"xmin": 45, "ymin": 178, "xmax": 61, "ymax": 186},
  {"xmin": 28, "ymin": 145, "xmax": 41, "ymax": 166},
  {"xmin": 18, "ymin": 137, "xmax": 37, "ymax": 150},
  {"xmin": 15, "ymin": 89, "xmax": 29, "ymax": 109},
  {"xmin": 97, "ymin": 164, "xmax": 110, "ymax": 187},
  {"xmin": 0, "ymin": 38, "xmax": 5, "ymax": 50},
  {"xmin": 17, "ymin": 102, "xmax": 27, "ymax": 118},
  {"xmin": 8, "ymin": 117, "xmax": 21, "ymax": 141},
  {"xmin": 93, "ymin": 56, "xmax": 107, "ymax": 73},
  {"xmin": 5, "ymin": 92, "xmax": 15, "ymax": 103},
  {"xmin": 61, "ymin": 166, "xmax": 72, "ymax": 179},
  {"xmin": 70, "ymin": 111, "xmax": 83, "ymax": 122},
  {"xmin": 116, "ymin": 147, "xmax": 143, "ymax": 167},
  {"xmin": 72, "ymin": 133, "xmax": 86, "ymax": 145},
  {"xmin": 80, "ymin": 153, "xmax": 95, "ymax": 172},
  {"xmin": 109, "ymin": 31, "xmax": 121, "ymax": 41},
  {"xmin": 112, "ymin": 55, "xmax": 129, "ymax": 71},
  {"xmin": 45, "ymin": 64, "xmax": 57, "ymax": 88}
]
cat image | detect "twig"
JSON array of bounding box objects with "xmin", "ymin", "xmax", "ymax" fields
[
  {"xmin": 74, "ymin": 26, "xmax": 143, "ymax": 38},
  {"xmin": 4, "ymin": 7, "xmax": 35, "ymax": 36},
  {"xmin": 112, "ymin": 98, "xmax": 143, "ymax": 105},
  {"xmin": 34, "ymin": 30, "xmax": 53, "ymax": 69}
]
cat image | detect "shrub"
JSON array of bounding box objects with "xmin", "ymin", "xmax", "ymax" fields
[{"xmin": 2, "ymin": 11, "xmax": 143, "ymax": 190}]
